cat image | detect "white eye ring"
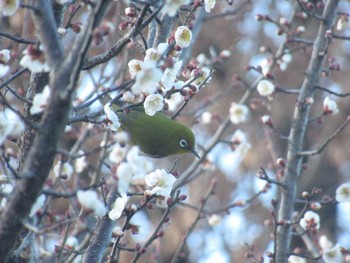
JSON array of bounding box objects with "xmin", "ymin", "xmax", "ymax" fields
[{"xmin": 179, "ymin": 139, "xmax": 188, "ymax": 148}]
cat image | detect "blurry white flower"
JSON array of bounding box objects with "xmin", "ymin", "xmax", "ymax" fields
[
  {"xmin": 0, "ymin": 0, "xmax": 19, "ymax": 16},
  {"xmin": 296, "ymin": 25, "xmax": 306, "ymax": 33},
  {"xmin": 145, "ymin": 43, "xmax": 169, "ymax": 63},
  {"xmin": 299, "ymin": 211, "xmax": 320, "ymax": 230},
  {"xmin": 322, "ymin": 244, "xmax": 342, "ymax": 263},
  {"xmin": 29, "ymin": 194, "xmax": 46, "ymax": 217},
  {"xmin": 336, "ymin": 17, "xmax": 349, "ymax": 31},
  {"xmin": 104, "ymin": 102, "xmax": 121, "ymax": 132},
  {"xmin": 257, "ymin": 80, "xmax": 275, "ymax": 96},
  {"xmin": 122, "ymin": 91, "xmax": 135, "ymax": 102},
  {"xmin": 65, "ymin": 236, "xmax": 78, "ymax": 250},
  {"xmin": 282, "ymin": 53, "xmax": 293, "ymax": 63},
  {"xmin": 116, "ymin": 162, "xmax": 134, "ymax": 195},
  {"xmin": 0, "ymin": 49, "xmax": 11, "ymax": 64},
  {"xmin": 53, "ymin": 161, "xmax": 74, "ymax": 181},
  {"xmin": 161, "ymin": 60, "xmax": 182, "ymax": 91},
  {"xmin": 128, "ymin": 59, "xmax": 144, "ymax": 78},
  {"xmin": 109, "ymin": 144, "xmax": 127, "ymax": 164},
  {"xmin": 109, "ymin": 194, "xmax": 128, "ymax": 220},
  {"xmin": 20, "ymin": 45, "xmax": 49, "ymax": 73},
  {"xmin": 175, "ymin": 26, "xmax": 192, "ymax": 48},
  {"xmin": 131, "ymin": 62, "xmax": 162, "ymax": 95},
  {"xmin": 77, "ymin": 190, "xmax": 107, "ymax": 216},
  {"xmin": 30, "ymin": 85, "xmax": 51, "ymax": 115},
  {"xmin": 165, "ymin": 92, "xmax": 183, "ymax": 112},
  {"xmin": 323, "ymin": 97, "xmax": 338, "ymax": 115},
  {"xmin": 75, "ymin": 154, "xmax": 88, "ymax": 173},
  {"xmin": 231, "ymin": 129, "xmax": 251, "ymax": 155},
  {"xmin": 336, "ymin": 183, "xmax": 350, "ymax": 202},
  {"xmin": 145, "ymin": 169, "xmax": 176, "ymax": 198},
  {"xmin": 162, "ymin": 0, "xmax": 190, "ymax": 17},
  {"xmin": 201, "ymin": 111, "xmax": 213, "ymax": 124},
  {"xmin": 261, "ymin": 115, "xmax": 273, "ymax": 126},
  {"xmin": 204, "ymin": 0, "xmax": 216, "ymax": 13},
  {"xmin": 319, "ymin": 235, "xmax": 334, "ymax": 250},
  {"xmin": 144, "ymin": 94, "xmax": 164, "ymax": 116},
  {"xmin": 288, "ymin": 255, "xmax": 306, "ymax": 263},
  {"xmin": 229, "ymin": 103, "xmax": 250, "ymax": 124},
  {"xmin": 0, "ymin": 64, "xmax": 9, "ymax": 78},
  {"xmin": 126, "ymin": 146, "xmax": 153, "ymax": 178},
  {"xmin": 208, "ymin": 214, "xmax": 221, "ymax": 226},
  {"xmin": 57, "ymin": 27, "xmax": 67, "ymax": 35},
  {"xmin": 0, "ymin": 111, "xmax": 24, "ymax": 145},
  {"xmin": 114, "ymin": 131, "xmax": 129, "ymax": 146}
]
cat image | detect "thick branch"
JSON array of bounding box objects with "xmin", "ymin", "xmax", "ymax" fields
[{"xmin": 275, "ymin": 1, "xmax": 339, "ymax": 262}]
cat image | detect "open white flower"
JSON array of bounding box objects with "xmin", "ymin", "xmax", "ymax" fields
[
  {"xmin": 161, "ymin": 60, "xmax": 182, "ymax": 91},
  {"xmin": 131, "ymin": 62, "xmax": 162, "ymax": 95},
  {"xmin": 175, "ymin": 26, "xmax": 192, "ymax": 48},
  {"xmin": 145, "ymin": 169, "xmax": 176, "ymax": 198},
  {"xmin": 128, "ymin": 59, "xmax": 144, "ymax": 78},
  {"xmin": 208, "ymin": 214, "xmax": 221, "ymax": 226},
  {"xmin": 143, "ymin": 94, "xmax": 164, "ymax": 116},
  {"xmin": 109, "ymin": 194, "xmax": 128, "ymax": 220},
  {"xmin": 299, "ymin": 211, "xmax": 320, "ymax": 230},
  {"xmin": 30, "ymin": 85, "xmax": 51, "ymax": 115},
  {"xmin": 116, "ymin": 162, "xmax": 134, "ymax": 195},
  {"xmin": 0, "ymin": 111, "xmax": 24, "ymax": 145},
  {"xmin": 204, "ymin": 0, "xmax": 216, "ymax": 13},
  {"xmin": 104, "ymin": 102, "xmax": 121, "ymax": 132},
  {"xmin": 166, "ymin": 92, "xmax": 184, "ymax": 112},
  {"xmin": 257, "ymin": 80, "xmax": 275, "ymax": 96},
  {"xmin": 75, "ymin": 154, "xmax": 88, "ymax": 174},
  {"xmin": 109, "ymin": 144, "xmax": 127, "ymax": 164},
  {"xmin": 0, "ymin": 0, "xmax": 19, "ymax": 16},
  {"xmin": 229, "ymin": 103, "xmax": 250, "ymax": 124},
  {"xmin": 322, "ymin": 244, "xmax": 342, "ymax": 263},
  {"xmin": 0, "ymin": 64, "xmax": 9, "ymax": 78},
  {"xmin": 323, "ymin": 97, "xmax": 339, "ymax": 115},
  {"xmin": 336, "ymin": 183, "xmax": 350, "ymax": 202}
]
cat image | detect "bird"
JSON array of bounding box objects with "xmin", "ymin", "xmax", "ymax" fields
[{"xmin": 107, "ymin": 101, "xmax": 200, "ymax": 158}]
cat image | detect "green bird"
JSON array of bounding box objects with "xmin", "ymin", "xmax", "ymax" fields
[{"xmin": 108, "ymin": 101, "xmax": 200, "ymax": 158}]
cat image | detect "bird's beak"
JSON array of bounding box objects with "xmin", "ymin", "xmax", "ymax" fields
[{"xmin": 190, "ymin": 148, "xmax": 200, "ymax": 159}]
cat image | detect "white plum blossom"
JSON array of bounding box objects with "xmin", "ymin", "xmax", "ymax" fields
[
  {"xmin": 323, "ymin": 97, "xmax": 339, "ymax": 115},
  {"xmin": 165, "ymin": 92, "xmax": 184, "ymax": 112},
  {"xmin": 261, "ymin": 115, "xmax": 273, "ymax": 126},
  {"xmin": 161, "ymin": 60, "xmax": 182, "ymax": 91},
  {"xmin": 20, "ymin": 45, "xmax": 49, "ymax": 73},
  {"xmin": 319, "ymin": 235, "xmax": 334, "ymax": 250},
  {"xmin": 53, "ymin": 161, "xmax": 74, "ymax": 181},
  {"xmin": 128, "ymin": 59, "xmax": 144, "ymax": 78},
  {"xmin": 145, "ymin": 169, "xmax": 176, "ymax": 198},
  {"xmin": 75, "ymin": 154, "xmax": 88, "ymax": 174},
  {"xmin": 0, "ymin": 64, "xmax": 9, "ymax": 78},
  {"xmin": 322, "ymin": 244, "xmax": 342, "ymax": 263},
  {"xmin": 77, "ymin": 190, "xmax": 107, "ymax": 216},
  {"xmin": 30, "ymin": 85, "xmax": 51, "ymax": 115},
  {"xmin": 208, "ymin": 214, "xmax": 221, "ymax": 226},
  {"xmin": 257, "ymin": 80, "xmax": 275, "ymax": 96},
  {"xmin": 201, "ymin": 111, "xmax": 213, "ymax": 124},
  {"xmin": 299, "ymin": 211, "xmax": 320, "ymax": 230},
  {"xmin": 204, "ymin": 0, "xmax": 216, "ymax": 13},
  {"xmin": 175, "ymin": 26, "xmax": 192, "ymax": 48},
  {"xmin": 288, "ymin": 255, "xmax": 306, "ymax": 263},
  {"xmin": 0, "ymin": 111, "xmax": 25, "ymax": 145},
  {"xmin": 126, "ymin": 146, "xmax": 153, "ymax": 178},
  {"xmin": 116, "ymin": 162, "xmax": 134, "ymax": 195},
  {"xmin": 131, "ymin": 62, "xmax": 162, "ymax": 95},
  {"xmin": 0, "ymin": 49, "xmax": 11, "ymax": 64},
  {"xmin": 104, "ymin": 102, "xmax": 121, "ymax": 132},
  {"xmin": 109, "ymin": 194, "xmax": 128, "ymax": 220},
  {"xmin": 109, "ymin": 144, "xmax": 127, "ymax": 164},
  {"xmin": 336, "ymin": 183, "xmax": 350, "ymax": 203},
  {"xmin": 231, "ymin": 129, "xmax": 251, "ymax": 156},
  {"xmin": 336, "ymin": 17, "xmax": 349, "ymax": 31},
  {"xmin": 65, "ymin": 236, "xmax": 78, "ymax": 250},
  {"xmin": 144, "ymin": 43, "xmax": 169, "ymax": 63},
  {"xmin": 229, "ymin": 103, "xmax": 250, "ymax": 124},
  {"xmin": 0, "ymin": 0, "xmax": 19, "ymax": 16},
  {"xmin": 143, "ymin": 94, "xmax": 164, "ymax": 116},
  {"xmin": 162, "ymin": 0, "xmax": 190, "ymax": 17},
  {"xmin": 29, "ymin": 194, "xmax": 46, "ymax": 217}
]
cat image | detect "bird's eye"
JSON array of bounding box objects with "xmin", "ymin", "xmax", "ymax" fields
[{"xmin": 179, "ymin": 139, "xmax": 188, "ymax": 148}]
